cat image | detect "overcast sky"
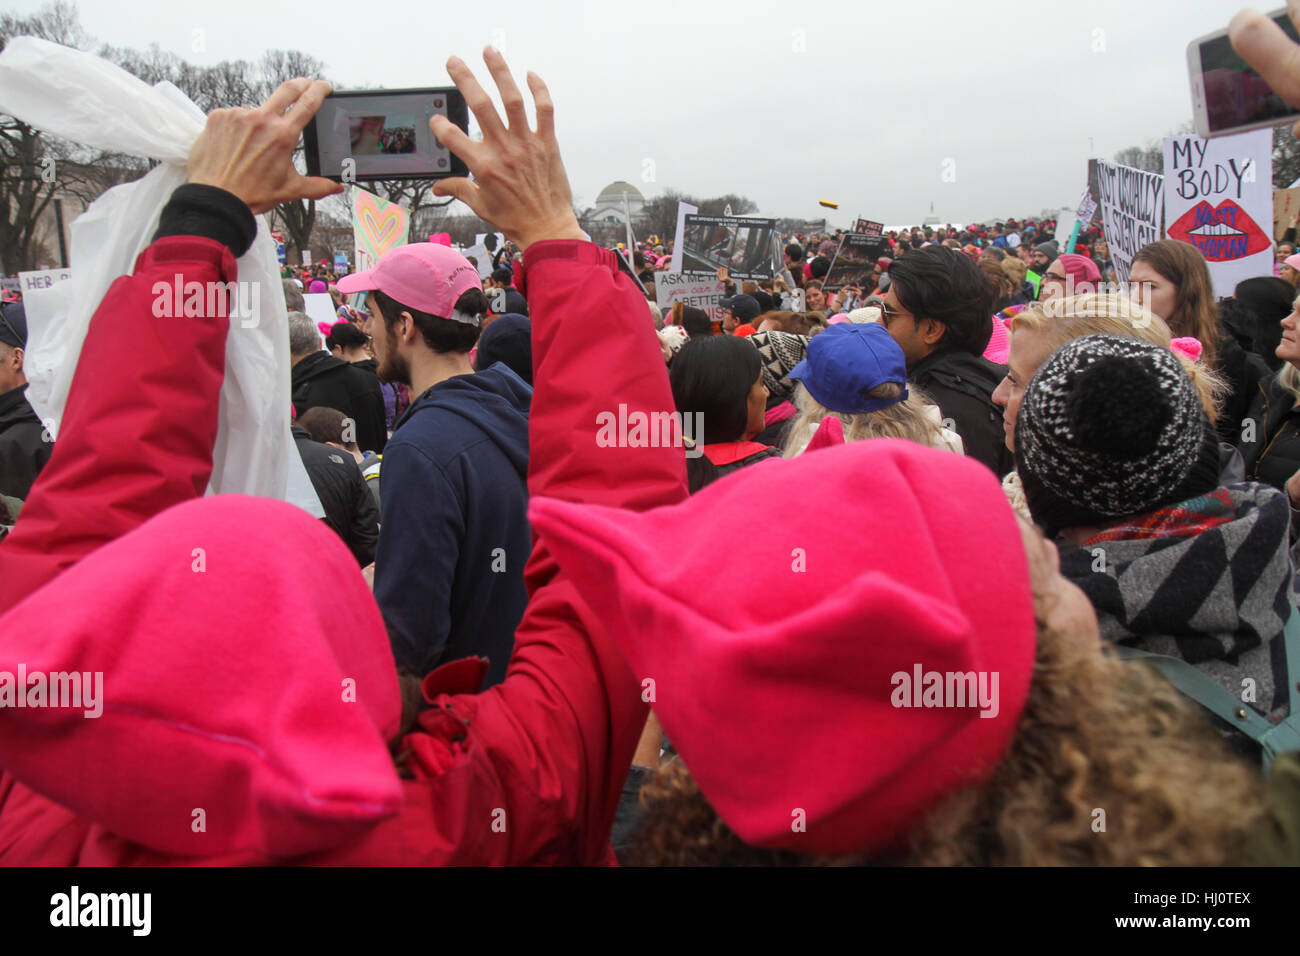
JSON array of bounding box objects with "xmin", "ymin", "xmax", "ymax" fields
[{"xmin": 6, "ymin": 0, "xmax": 1265, "ymax": 227}]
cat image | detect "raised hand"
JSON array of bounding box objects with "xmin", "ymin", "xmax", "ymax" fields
[
  {"xmin": 187, "ymin": 78, "xmax": 343, "ymax": 214},
  {"xmin": 430, "ymin": 49, "xmax": 585, "ymax": 251},
  {"xmin": 1230, "ymin": 4, "xmax": 1300, "ymax": 137}
]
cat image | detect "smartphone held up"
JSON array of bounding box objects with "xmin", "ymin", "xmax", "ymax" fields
[
  {"xmin": 1189, "ymin": 6, "xmax": 1300, "ymax": 138},
  {"xmin": 303, "ymin": 86, "xmax": 470, "ymax": 182}
]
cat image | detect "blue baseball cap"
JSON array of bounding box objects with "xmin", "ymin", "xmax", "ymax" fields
[{"xmin": 788, "ymin": 323, "xmax": 908, "ymax": 414}]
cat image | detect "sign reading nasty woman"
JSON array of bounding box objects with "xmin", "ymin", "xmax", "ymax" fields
[{"xmin": 1163, "ymin": 129, "xmax": 1272, "ymax": 297}]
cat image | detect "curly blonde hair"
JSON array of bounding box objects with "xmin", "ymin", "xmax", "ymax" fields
[{"xmin": 627, "ymin": 618, "xmax": 1272, "ymax": 866}]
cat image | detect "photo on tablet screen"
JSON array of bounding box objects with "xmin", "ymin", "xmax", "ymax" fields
[{"xmin": 308, "ymin": 88, "xmax": 465, "ymax": 180}]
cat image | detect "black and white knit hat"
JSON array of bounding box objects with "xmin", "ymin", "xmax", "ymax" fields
[
  {"xmin": 749, "ymin": 331, "xmax": 810, "ymax": 402},
  {"xmin": 1016, "ymin": 334, "xmax": 1221, "ymax": 537}
]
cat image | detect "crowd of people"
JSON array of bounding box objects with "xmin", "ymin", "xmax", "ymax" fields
[{"xmin": 5, "ymin": 15, "xmax": 1300, "ymax": 868}]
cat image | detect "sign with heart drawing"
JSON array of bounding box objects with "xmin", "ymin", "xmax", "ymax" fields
[{"xmin": 352, "ymin": 186, "xmax": 411, "ymax": 273}]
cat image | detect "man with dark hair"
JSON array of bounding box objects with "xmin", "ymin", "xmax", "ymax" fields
[
  {"xmin": 291, "ymin": 413, "xmax": 379, "ymax": 566},
  {"xmin": 288, "ymin": 311, "xmax": 387, "ymax": 454},
  {"xmin": 783, "ymin": 242, "xmax": 805, "ymax": 288},
  {"xmin": 339, "ymin": 243, "xmax": 531, "ymax": 688},
  {"xmin": 297, "ymin": 404, "xmax": 383, "ymax": 508},
  {"xmin": 0, "ymin": 303, "xmax": 52, "ymax": 500},
  {"xmin": 719, "ymin": 294, "xmax": 760, "ymax": 334},
  {"xmin": 881, "ymin": 245, "xmax": 1012, "ymax": 475},
  {"xmin": 488, "ymin": 265, "xmax": 529, "ymax": 316}
]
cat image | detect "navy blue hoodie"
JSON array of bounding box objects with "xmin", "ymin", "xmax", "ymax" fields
[{"xmin": 373, "ymin": 362, "xmax": 531, "ymax": 688}]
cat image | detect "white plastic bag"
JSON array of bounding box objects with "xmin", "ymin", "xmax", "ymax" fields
[{"xmin": 0, "ymin": 36, "xmax": 322, "ymax": 516}]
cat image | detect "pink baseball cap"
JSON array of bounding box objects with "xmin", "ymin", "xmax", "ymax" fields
[{"xmin": 337, "ymin": 243, "xmax": 483, "ymax": 324}]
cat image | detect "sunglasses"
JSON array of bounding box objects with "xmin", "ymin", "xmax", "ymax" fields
[{"xmin": 878, "ymin": 301, "xmax": 906, "ymax": 325}]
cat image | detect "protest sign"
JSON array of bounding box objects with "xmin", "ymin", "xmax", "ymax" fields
[
  {"xmin": 270, "ymin": 229, "xmax": 286, "ymax": 265},
  {"xmin": 853, "ymin": 219, "xmax": 884, "ymax": 237},
  {"xmin": 352, "ymin": 186, "xmax": 410, "ymax": 272},
  {"xmin": 460, "ymin": 244, "xmax": 493, "ymax": 280},
  {"xmin": 301, "ymin": 250, "xmax": 311, "ymax": 268},
  {"xmin": 1093, "ymin": 159, "xmax": 1165, "ymax": 285},
  {"xmin": 823, "ymin": 234, "xmax": 889, "ymax": 291},
  {"xmin": 654, "ymin": 272, "xmax": 727, "ymax": 323},
  {"xmin": 333, "ymin": 253, "xmax": 349, "ymax": 275},
  {"xmin": 1053, "ymin": 208, "xmax": 1077, "ymax": 251},
  {"xmin": 1273, "ymin": 187, "xmax": 1300, "ymax": 240},
  {"xmin": 303, "ymin": 293, "xmax": 337, "ymax": 334},
  {"xmin": 670, "ymin": 200, "xmax": 698, "ymax": 273},
  {"xmin": 18, "ymin": 268, "xmax": 72, "ymax": 293},
  {"xmin": 1163, "ymin": 129, "xmax": 1272, "ymax": 296},
  {"xmin": 1076, "ymin": 188, "xmax": 1098, "ymax": 226},
  {"xmin": 681, "ymin": 214, "xmax": 779, "ymax": 280}
]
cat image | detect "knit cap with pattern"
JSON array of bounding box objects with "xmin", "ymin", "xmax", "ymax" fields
[
  {"xmin": 748, "ymin": 331, "xmax": 810, "ymax": 402},
  {"xmin": 1016, "ymin": 334, "xmax": 1221, "ymax": 537}
]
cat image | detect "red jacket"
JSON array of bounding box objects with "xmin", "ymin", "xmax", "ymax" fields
[{"xmin": 0, "ymin": 233, "xmax": 687, "ymax": 864}]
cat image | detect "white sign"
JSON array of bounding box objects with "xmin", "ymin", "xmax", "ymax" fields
[
  {"xmin": 303, "ymin": 293, "xmax": 337, "ymax": 336},
  {"xmin": 302, "ymin": 250, "xmax": 312, "ymax": 267},
  {"xmin": 18, "ymin": 268, "xmax": 71, "ymax": 292},
  {"xmin": 654, "ymin": 272, "xmax": 726, "ymax": 323},
  {"xmin": 1053, "ymin": 208, "xmax": 1076, "ymax": 252},
  {"xmin": 1163, "ymin": 129, "xmax": 1273, "ymax": 297},
  {"xmin": 1094, "ymin": 160, "xmax": 1164, "ymax": 285},
  {"xmin": 669, "ymin": 201, "xmax": 698, "ymax": 273}
]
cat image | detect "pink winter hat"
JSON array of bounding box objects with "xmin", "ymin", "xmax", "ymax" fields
[
  {"xmin": 338, "ymin": 243, "xmax": 482, "ymax": 321},
  {"xmin": 983, "ymin": 312, "xmax": 1010, "ymax": 365},
  {"xmin": 528, "ymin": 439, "xmax": 1036, "ymax": 858},
  {"xmin": 1056, "ymin": 253, "xmax": 1101, "ymax": 289}
]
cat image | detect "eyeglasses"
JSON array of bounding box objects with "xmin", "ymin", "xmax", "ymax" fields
[{"xmin": 878, "ymin": 301, "xmax": 906, "ymax": 325}]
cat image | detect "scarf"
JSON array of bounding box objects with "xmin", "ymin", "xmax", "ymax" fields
[{"xmin": 1060, "ymin": 482, "xmax": 1292, "ymax": 718}]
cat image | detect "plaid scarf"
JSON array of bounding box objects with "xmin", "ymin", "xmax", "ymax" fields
[
  {"xmin": 1060, "ymin": 482, "xmax": 1292, "ymax": 719},
  {"xmin": 1084, "ymin": 488, "xmax": 1236, "ymax": 544}
]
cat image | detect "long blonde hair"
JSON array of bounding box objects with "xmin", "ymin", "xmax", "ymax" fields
[
  {"xmin": 1008, "ymin": 293, "xmax": 1226, "ymax": 424},
  {"xmin": 781, "ymin": 381, "xmax": 950, "ymax": 457}
]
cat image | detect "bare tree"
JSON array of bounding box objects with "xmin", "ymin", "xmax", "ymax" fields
[{"xmin": 0, "ymin": 2, "xmax": 147, "ymax": 271}]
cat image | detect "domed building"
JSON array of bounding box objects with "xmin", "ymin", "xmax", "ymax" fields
[{"xmin": 586, "ymin": 181, "xmax": 645, "ymax": 226}]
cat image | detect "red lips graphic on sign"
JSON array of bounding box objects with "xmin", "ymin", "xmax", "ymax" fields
[{"xmin": 1167, "ymin": 200, "xmax": 1270, "ymax": 262}]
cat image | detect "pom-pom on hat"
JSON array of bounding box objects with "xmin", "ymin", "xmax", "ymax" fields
[{"xmin": 1016, "ymin": 334, "xmax": 1221, "ymax": 537}]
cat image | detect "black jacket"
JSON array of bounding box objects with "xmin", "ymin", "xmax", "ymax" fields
[
  {"xmin": 1217, "ymin": 329, "xmax": 1272, "ymax": 447},
  {"xmin": 907, "ymin": 348, "xmax": 1014, "ymax": 477},
  {"xmin": 291, "ymin": 351, "xmax": 388, "ymax": 454},
  {"xmin": 1242, "ymin": 372, "xmax": 1300, "ymax": 494},
  {"xmin": 0, "ymin": 385, "xmax": 52, "ymax": 500},
  {"xmin": 292, "ymin": 425, "xmax": 379, "ymax": 567}
]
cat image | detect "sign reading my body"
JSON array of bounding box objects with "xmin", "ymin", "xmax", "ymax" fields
[{"xmin": 1169, "ymin": 138, "xmax": 1254, "ymax": 201}]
